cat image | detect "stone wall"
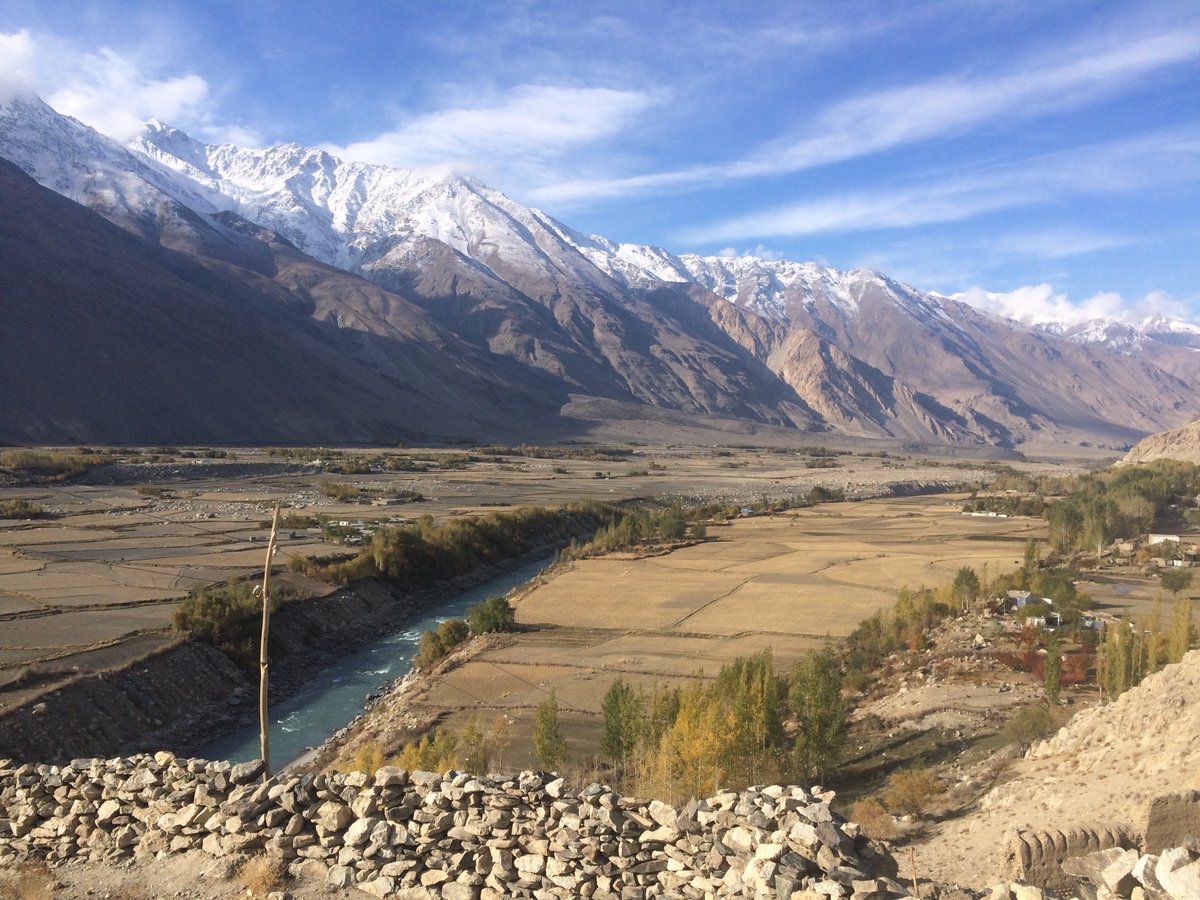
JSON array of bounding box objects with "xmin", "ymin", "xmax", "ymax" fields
[
  {"xmin": 999, "ymin": 791, "xmax": 1200, "ymax": 893},
  {"xmin": 1000, "ymin": 824, "xmax": 1135, "ymax": 893},
  {"xmin": 1136, "ymin": 790, "xmax": 1200, "ymax": 854},
  {"xmin": 0, "ymin": 754, "xmax": 905, "ymax": 899}
]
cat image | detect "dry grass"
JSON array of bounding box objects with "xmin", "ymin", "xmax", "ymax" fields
[
  {"xmin": 238, "ymin": 854, "xmax": 287, "ymax": 896},
  {"xmin": 851, "ymin": 797, "xmax": 898, "ymax": 840},
  {"xmin": 0, "ymin": 860, "xmax": 55, "ymax": 900}
]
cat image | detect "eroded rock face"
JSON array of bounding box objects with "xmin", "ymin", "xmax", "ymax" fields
[{"xmin": 0, "ymin": 754, "xmax": 904, "ymax": 898}]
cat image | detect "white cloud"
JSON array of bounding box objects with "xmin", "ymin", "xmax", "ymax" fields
[
  {"xmin": 47, "ymin": 48, "xmax": 209, "ymax": 141},
  {"xmin": 985, "ymin": 229, "xmax": 1136, "ymax": 261},
  {"xmin": 0, "ymin": 28, "xmax": 253, "ymax": 144},
  {"xmin": 750, "ymin": 244, "xmax": 784, "ymax": 261},
  {"xmin": 955, "ymin": 284, "xmax": 1192, "ymax": 327},
  {"xmin": 325, "ymin": 85, "xmax": 657, "ymax": 182},
  {"xmin": 0, "ymin": 29, "xmax": 38, "ymax": 101},
  {"xmin": 530, "ymin": 21, "xmax": 1200, "ymax": 206}
]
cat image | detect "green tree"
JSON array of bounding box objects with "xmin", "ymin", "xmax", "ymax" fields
[
  {"xmin": 456, "ymin": 716, "xmax": 489, "ymax": 773},
  {"xmin": 534, "ymin": 691, "xmax": 567, "ymax": 770},
  {"xmin": 1161, "ymin": 569, "xmax": 1194, "ymax": 598},
  {"xmin": 789, "ymin": 644, "xmax": 847, "ymax": 782},
  {"xmin": 488, "ymin": 715, "xmax": 512, "ymax": 773},
  {"xmin": 1044, "ymin": 631, "xmax": 1062, "ymax": 706},
  {"xmin": 952, "ymin": 566, "xmax": 981, "ymax": 612},
  {"xmin": 467, "ymin": 595, "xmax": 516, "ymax": 634},
  {"xmin": 600, "ymin": 678, "xmax": 643, "ymax": 767},
  {"xmin": 658, "ymin": 502, "xmax": 686, "ymax": 541},
  {"xmin": 413, "ymin": 618, "xmax": 470, "ymax": 670},
  {"xmin": 1167, "ymin": 596, "xmax": 1195, "ymax": 664},
  {"xmin": 1022, "ymin": 539, "xmax": 1042, "ymax": 585}
]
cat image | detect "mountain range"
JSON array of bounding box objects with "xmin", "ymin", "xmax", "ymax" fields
[{"xmin": 2, "ymin": 94, "xmax": 1197, "ymax": 451}]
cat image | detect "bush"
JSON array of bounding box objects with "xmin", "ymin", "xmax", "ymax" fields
[
  {"xmin": 882, "ymin": 767, "xmax": 944, "ymax": 819},
  {"xmin": 467, "ymin": 595, "xmax": 516, "ymax": 635},
  {"xmin": 1002, "ymin": 703, "xmax": 1055, "ymax": 750},
  {"xmin": 0, "ymin": 498, "xmax": 44, "ymax": 519},
  {"xmin": 171, "ymin": 579, "xmax": 272, "ymax": 672},
  {"xmin": 413, "ymin": 618, "xmax": 470, "ymax": 670},
  {"xmin": 238, "ymin": 854, "xmax": 286, "ymax": 896},
  {"xmin": 0, "ymin": 450, "xmax": 95, "ymax": 481}
]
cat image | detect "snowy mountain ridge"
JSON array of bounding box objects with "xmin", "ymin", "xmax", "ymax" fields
[
  {"xmin": 3, "ymin": 92, "xmax": 1199, "ymax": 450},
  {"xmin": 3, "ymin": 90, "xmax": 1178, "ymax": 351},
  {"xmin": 2, "ymin": 92, "xmax": 1195, "ymax": 350}
]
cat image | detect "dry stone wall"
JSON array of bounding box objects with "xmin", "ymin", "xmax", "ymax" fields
[
  {"xmin": 1, "ymin": 753, "xmax": 905, "ymax": 899},
  {"xmin": 998, "ymin": 791, "xmax": 1200, "ymax": 894},
  {"xmin": 1000, "ymin": 825, "xmax": 1136, "ymax": 893}
]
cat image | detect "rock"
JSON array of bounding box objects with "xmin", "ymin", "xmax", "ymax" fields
[
  {"xmin": 95, "ymin": 799, "xmax": 121, "ymax": 825},
  {"xmin": 344, "ymin": 816, "xmax": 378, "ymax": 848},
  {"xmin": 327, "ymin": 865, "xmax": 356, "ymax": 889},
  {"xmin": 1156, "ymin": 847, "xmax": 1200, "ymax": 899},
  {"xmin": 358, "ymin": 875, "xmax": 396, "ymax": 897},
  {"xmin": 756, "ymin": 842, "xmax": 784, "ymax": 861},
  {"xmin": 230, "ymin": 759, "xmax": 265, "ymax": 785},
  {"xmin": 516, "ymin": 854, "xmax": 546, "ymax": 875},
  {"xmin": 317, "ymin": 801, "xmax": 355, "ymax": 833},
  {"xmin": 1099, "ymin": 847, "xmax": 1141, "ymax": 895},
  {"xmin": 442, "ymin": 882, "xmax": 481, "ymax": 900}
]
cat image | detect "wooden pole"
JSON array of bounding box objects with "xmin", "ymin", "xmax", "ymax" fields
[{"xmin": 259, "ymin": 503, "xmax": 281, "ymax": 780}]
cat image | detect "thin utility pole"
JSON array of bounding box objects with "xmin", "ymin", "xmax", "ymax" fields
[{"xmin": 259, "ymin": 503, "xmax": 281, "ymax": 780}]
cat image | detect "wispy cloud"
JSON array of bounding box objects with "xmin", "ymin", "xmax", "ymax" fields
[
  {"xmin": 676, "ymin": 131, "xmax": 1200, "ymax": 244},
  {"xmin": 531, "ymin": 21, "xmax": 1200, "ymax": 206},
  {"xmin": 985, "ymin": 229, "xmax": 1136, "ymax": 261},
  {"xmin": 324, "ymin": 84, "xmax": 658, "ymax": 185},
  {"xmin": 955, "ymin": 284, "xmax": 1192, "ymax": 326}
]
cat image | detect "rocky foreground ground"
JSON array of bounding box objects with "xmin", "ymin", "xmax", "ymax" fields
[{"xmin": 0, "ymin": 753, "xmax": 910, "ymax": 899}]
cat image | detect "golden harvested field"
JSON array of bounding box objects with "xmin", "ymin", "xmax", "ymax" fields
[
  {"xmin": 1, "ymin": 446, "xmax": 1030, "ymax": 709},
  {"xmin": 404, "ymin": 495, "xmax": 1048, "ymax": 769}
]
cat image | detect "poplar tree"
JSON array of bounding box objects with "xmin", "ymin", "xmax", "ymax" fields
[
  {"xmin": 534, "ymin": 691, "xmax": 567, "ymax": 771},
  {"xmin": 1168, "ymin": 597, "xmax": 1195, "ymax": 663},
  {"xmin": 789, "ymin": 644, "xmax": 847, "ymax": 782},
  {"xmin": 1044, "ymin": 631, "xmax": 1061, "ymax": 706},
  {"xmin": 600, "ymin": 678, "xmax": 643, "ymax": 766}
]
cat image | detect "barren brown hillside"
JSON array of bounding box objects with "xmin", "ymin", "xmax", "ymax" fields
[
  {"xmin": 1122, "ymin": 419, "xmax": 1200, "ymax": 465},
  {"xmin": 913, "ymin": 649, "xmax": 1200, "ymax": 888}
]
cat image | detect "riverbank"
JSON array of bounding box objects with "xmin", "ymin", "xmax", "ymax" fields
[{"xmin": 0, "ymin": 541, "xmax": 577, "ymax": 763}]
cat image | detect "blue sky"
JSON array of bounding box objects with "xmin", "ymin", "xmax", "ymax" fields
[{"xmin": 1, "ymin": 1, "xmax": 1198, "ymax": 324}]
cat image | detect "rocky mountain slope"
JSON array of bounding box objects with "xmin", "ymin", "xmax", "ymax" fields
[
  {"xmin": 1121, "ymin": 418, "xmax": 1200, "ymax": 465},
  {"xmin": 2, "ymin": 93, "xmax": 1198, "ymax": 448},
  {"xmin": 914, "ymin": 649, "xmax": 1200, "ymax": 888},
  {"xmin": 0, "ymin": 157, "xmax": 561, "ymax": 445}
]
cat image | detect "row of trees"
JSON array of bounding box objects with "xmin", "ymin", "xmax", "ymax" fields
[
  {"xmin": 290, "ymin": 503, "xmax": 606, "ymax": 586},
  {"xmin": 1096, "ymin": 593, "xmax": 1196, "ymax": 698},
  {"xmin": 584, "ymin": 648, "xmax": 846, "ymax": 801},
  {"xmin": 558, "ymin": 489, "xmax": 848, "ymax": 562},
  {"xmin": 351, "ymin": 713, "xmax": 513, "ymax": 776}
]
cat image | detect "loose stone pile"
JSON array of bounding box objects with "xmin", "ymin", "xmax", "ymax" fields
[
  {"xmin": 1061, "ymin": 844, "xmax": 1200, "ymax": 900},
  {"xmin": 0, "ymin": 753, "xmax": 909, "ymax": 899}
]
